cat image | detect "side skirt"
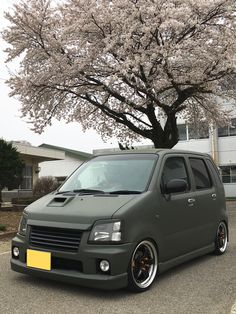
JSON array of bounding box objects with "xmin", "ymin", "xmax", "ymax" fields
[{"xmin": 158, "ymin": 243, "xmax": 215, "ymax": 273}]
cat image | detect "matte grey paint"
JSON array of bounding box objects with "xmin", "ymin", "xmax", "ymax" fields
[{"xmin": 11, "ymin": 149, "xmax": 228, "ymax": 290}]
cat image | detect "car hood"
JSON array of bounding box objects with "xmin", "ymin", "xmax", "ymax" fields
[{"xmin": 25, "ymin": 193, "xmax": 137, "ymax": 230}]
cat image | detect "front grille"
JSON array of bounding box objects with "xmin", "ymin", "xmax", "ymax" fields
[{"xmin": 29, "ymin": 226, "xmax": 82, "ymax": 252}]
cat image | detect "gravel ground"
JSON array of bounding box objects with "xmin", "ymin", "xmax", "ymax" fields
[
  {"xmin": 0, "ymin": 211, "xmax": 22, "ymax": 234},
  {"xmin": 0, "ymin": 239, "xmax": 11, "ymax": 253},
  {"xmin": 0, "ymin": 210, "xmax": 21, "ymax": 252}
]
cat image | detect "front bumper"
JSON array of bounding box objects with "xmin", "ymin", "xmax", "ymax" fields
[
  {"xmin": 11, "ymin": 259, "xmax": 127, "ymax": 290},
  {"xmin": 11, "ymin": 233, "xmax": 135, "ymax": 290}
]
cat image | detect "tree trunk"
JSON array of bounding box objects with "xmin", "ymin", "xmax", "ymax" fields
[{"xmin": 151, "ymin": 114, "xmax": 179, "ymax": 148}]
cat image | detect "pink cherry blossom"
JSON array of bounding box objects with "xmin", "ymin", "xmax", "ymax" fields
[{"xmin": 2, "ymin": 0, "xmax": 236, "ymax": 147}]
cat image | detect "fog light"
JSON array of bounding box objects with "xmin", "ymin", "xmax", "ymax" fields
[
  {"xmin": 100, "ymin": 260, "xmax": 110, "ymax": 272},
  {"xmin": 13, "ymin": 247, "xmax": 20, "ymax": 258}
]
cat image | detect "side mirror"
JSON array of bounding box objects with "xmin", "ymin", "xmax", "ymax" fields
[{"xmin": 164, "ymin": 179, "xmax": 187, "ymax": 194}]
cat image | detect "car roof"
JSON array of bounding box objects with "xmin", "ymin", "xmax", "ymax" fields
[{"xmin": 93, "ymin": 149, "xmax": 210, "ymax": 158}]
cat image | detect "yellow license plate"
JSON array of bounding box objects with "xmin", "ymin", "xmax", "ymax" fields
[{"xmin": 27, "ymin": 249, "xmax": 51, "ymax": 271}]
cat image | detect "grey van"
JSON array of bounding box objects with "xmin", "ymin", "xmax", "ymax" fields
[{"xmin": 11, "ymin": 149, "xmax": 228, "ymax": 292}]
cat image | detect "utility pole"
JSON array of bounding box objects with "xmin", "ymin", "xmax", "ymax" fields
[{"xmin": 210, "ymin": 124, "xmax": 219, "ymax": 166}]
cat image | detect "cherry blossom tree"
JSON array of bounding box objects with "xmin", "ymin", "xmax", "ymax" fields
[{"xmin": 2, "ymin": 0, "xmax": 236, "ymax": 148}]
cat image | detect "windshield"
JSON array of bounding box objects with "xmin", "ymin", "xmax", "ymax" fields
[{"xmin": 58, "ymin": 154, "xmax": 158, "ymax": 194}]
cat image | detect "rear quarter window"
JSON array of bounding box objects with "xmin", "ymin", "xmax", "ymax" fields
[
  {"xmin": 189, "ymin": 158, "xmax": 212, "ymax": 190},
  {"xmin": 206, "ymin": 159, "xmax": 222, "ymax": 185}
]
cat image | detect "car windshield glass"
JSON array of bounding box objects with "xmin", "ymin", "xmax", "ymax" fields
[{"xmin": 58, "ymin": 154, "xmax": 158, "ymax": 194}]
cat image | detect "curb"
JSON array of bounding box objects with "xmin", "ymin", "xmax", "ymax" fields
[{"xmin": 0, "ymin": 231, "xmax": 17, "ymax": 240}]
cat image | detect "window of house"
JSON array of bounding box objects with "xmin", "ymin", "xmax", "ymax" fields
[
  {"xmin": 188, "ymin": 122, "xmax": 209, "ymax": 139},
  {"xmin": 177, "ymin": 122, "xmax": 209, "ymax": 141},
  {"xmin": 218, "ymin": 118, "xmax": 236, "ymax": 137},
  {"xmin": 189, "ymin": 158, "xmax": 212, "ymax": 189},
  {"xmin": 20, "ymin": 165, "xmax": 33, "ymax": 190},
  {"xmin": 229, "ymin": 118, "xmax": 236, "ymax": 136},
  {"xmin": 177, "ymin": 124, "xmax": 187, "ymax": 141},
  {"xmin": 220, "ymin": 165, "xmax": 236, "ymax": 183},
  {"xmin": 56, "ymin": 176, "xmax": 67, "ymax": 185}
]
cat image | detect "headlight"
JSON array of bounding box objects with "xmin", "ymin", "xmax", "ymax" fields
[
  {"xmin": 18, "ymin": 212, "xmax": 28, "ymax": 235},
  {"xmin": 89, "ymin": 220, "xmax": 122, "ymax": 243}
]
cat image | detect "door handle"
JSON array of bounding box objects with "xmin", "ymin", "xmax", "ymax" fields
[
  {"xmin": 212, "ymin": 193, "xmax": 217, "ymax": 200},
  {"xmin": 188, "ymin": 198, "xmax": 196, "ymax": 205}
]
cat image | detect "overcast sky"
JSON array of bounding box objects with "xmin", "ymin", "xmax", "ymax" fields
[{"xmin": 0, "ymin": 1, "xmax": 151, "ymax": 153}]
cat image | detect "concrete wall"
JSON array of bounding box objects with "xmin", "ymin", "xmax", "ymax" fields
[
  {"xmin": 223, "ymin": 184, "xmax": 236, "ymax": 198},
  {"xmin": 218, "ymin": 136, "xmax": 236, "ymax": 165}
]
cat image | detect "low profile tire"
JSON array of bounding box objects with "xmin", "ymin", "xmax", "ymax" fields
[
  {"xmin": 214, "ymin": 221, "xmax": 228, "ymax": 255},
  {"xmin": 127, "ymin": 240, "xmax": 158, "ymax": 292}
]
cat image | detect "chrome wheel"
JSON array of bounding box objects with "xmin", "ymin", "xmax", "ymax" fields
[
  {"xmin": 129, "ymin": 240, "xmax": 158, "ymax": 291},
  {"xmin": 215, "ymin": 221, "xmax": 228, "ymax": 255}
]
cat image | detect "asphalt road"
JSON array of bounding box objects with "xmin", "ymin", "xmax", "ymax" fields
[{"xmin": 0, "ymin": 204, "xmax": 236, "ymax": 314}]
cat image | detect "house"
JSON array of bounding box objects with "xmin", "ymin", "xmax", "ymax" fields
[
  {"xmin": 2, "ymin": 141, "xmax": 65, "ymax": 201},
  {"xmin": 2, "ymin": 142, "xmax": 91, "ymax": 202},
  {"xmin": 39, "ymin": 144, "xmax": 92, "ymax": 184}
]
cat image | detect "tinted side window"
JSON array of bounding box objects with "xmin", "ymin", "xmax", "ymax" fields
[
  {"xmin": 161, "ymin": 157, "xmax": 189, "ymax": 191},
  {"xmin": 206, "ymin": 159, "xmax": 222, "ymax": 185},
  {"xmin": 189, "ymin": 158, "xmax": 212, "ymax": 190}
]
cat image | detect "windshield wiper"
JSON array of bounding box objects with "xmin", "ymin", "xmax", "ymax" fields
[
  {"xmin": 109, "ymin": 190, "xmax": 142, "ymax": 195},
  {"xmin": 57, "ymin": 189, "xmax": 141, "ymax": 195},
  {"xmin": 73, "ymin": 189, "xmax": 105, "ymax": 195},
  {"xmin": 56, "ymin": 189, "xmax": 105, "ymax": 195},
  {"xmin": 56, "ymin": 190, "xmax": 73, "ymax": 195}
]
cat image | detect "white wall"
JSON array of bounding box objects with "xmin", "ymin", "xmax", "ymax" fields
[
  {"xmin": 218, "ymin": 136, "xmax": 236, "ymax": 165},
  {"xmin": 223, "ymin": 184, "xmax": 236, "ymax": 198},
  {"xmin": 39, "ymin": 155, "xmax": 84, "ymax": 178},
  {"xmin": 174, "ymin": 136, "xmax": 236, "ymax": 166},
  {"xmin": 173, "ymin": 135, "xmax": 236, "ymax": 164},
  {"xmin": 174, "ymin": 138, "xmax": 211, "ymax": 154}
]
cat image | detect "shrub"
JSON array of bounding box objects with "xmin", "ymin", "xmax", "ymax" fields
[
  {"xmin": 33, "ymin": 176, "xmax": 60, "ymax": 198},
  {"xmin": 11, "ymin": 197, "xmax": 37, "ymax": 211},
  {"xmin": 0, "ymin": 139, "xmax": 24, "ymax": 207},
  {"xmin": 12, "ymin": 197, "xmax": 37, "ymax": 205},
  {"xmin": 0, "ymin": 224, "xmax": 6, "ymax": 231}
]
